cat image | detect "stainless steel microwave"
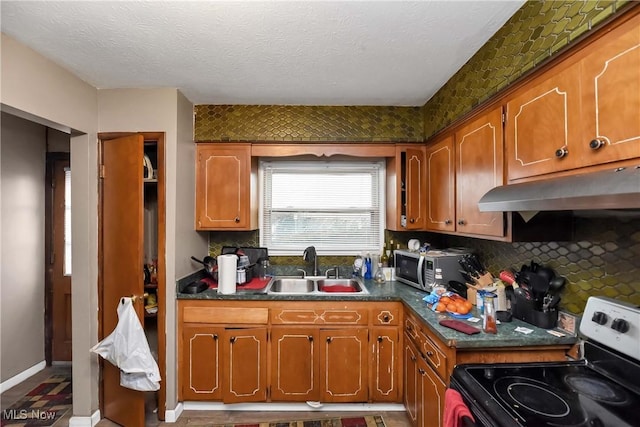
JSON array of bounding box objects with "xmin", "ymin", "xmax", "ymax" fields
[{"xmin": 394, "ymin": 249, "xmax": 468, "ymax": 292}]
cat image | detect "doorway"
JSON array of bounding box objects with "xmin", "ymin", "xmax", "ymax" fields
[{"xmin": 45, "ymin": 154, "xmax": 72, "ymax": 364}]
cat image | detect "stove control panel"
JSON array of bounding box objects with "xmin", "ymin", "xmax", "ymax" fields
[{"xmin": 581, "ymin": 296, "xmax": 639, "ymax": 360}]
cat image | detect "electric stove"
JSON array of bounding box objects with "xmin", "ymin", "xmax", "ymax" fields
[{"xmin": 450, "ymin": 297, "xmax": 640, "ymax": 427}]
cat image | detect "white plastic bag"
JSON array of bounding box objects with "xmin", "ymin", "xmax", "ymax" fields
[{"xmin": 90, "ymin": 297, "xmax": 161, "ymax": 391}]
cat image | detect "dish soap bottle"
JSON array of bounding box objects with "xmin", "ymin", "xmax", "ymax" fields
[
  {"xmin": 374, "ymin": 262, "xmax": 386, "ymax": 283},
  {"xmin": 364, "ymin": 252, "xmax": 372, "ymax": 280}
]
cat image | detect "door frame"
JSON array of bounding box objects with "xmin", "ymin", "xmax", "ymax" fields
[
  {"xmin": 44, "ymin": 152, "xmax": 71, "ymax": 365},
  {"xmin": 97, "ymin": 131, "xmax": 166, "ymax": 421}
]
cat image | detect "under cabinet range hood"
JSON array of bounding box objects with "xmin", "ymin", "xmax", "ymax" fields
[{"xmin": 478, "ymin": 166, "xmax": 640, "ymax": 212}]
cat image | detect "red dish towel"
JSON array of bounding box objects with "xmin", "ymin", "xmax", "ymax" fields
[
  {"xmin": 444, "ymin": 388, "xmax": 475, "ymax": 427},
  {"xmin": 321, "ymin": 285, "xmax": 357, "ymax": 292}
]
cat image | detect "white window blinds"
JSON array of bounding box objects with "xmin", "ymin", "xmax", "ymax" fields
[{"xmin": 260, "ymin": 160, "xmax": 385, "ymax": 255}]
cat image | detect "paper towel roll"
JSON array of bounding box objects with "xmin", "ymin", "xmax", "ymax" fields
[{"xmin": 217, "ymin": 254, "xmax": 237, "ymax": 294}]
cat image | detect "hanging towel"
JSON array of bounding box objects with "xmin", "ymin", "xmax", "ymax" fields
[
  {"xmin": 444, "ymin": 388, "xmax": 475, "ymax": 427},
  {"xmin": 90, "ymin": 297, "xmax": 161, "ymax": 391}
]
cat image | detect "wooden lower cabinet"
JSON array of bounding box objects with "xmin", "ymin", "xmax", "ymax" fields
[
  {"xmin": 181, "ymin": 325, "xmax": 222, "ymax": 400},
  {"xmin": 223, "ymin": 327, "xmax": 268, "ymax": 403},
  {"xmin": 370, "ymin": 327, "xmax": 400, "ymax": 402},
  {"xmin": 270, "ymin": 327, "xmax": 319, "ymax": 401},
  {"xmin": 180, "ymin": 324, "xmax": 267, "ymax": 402},
  {"xmin": 403, "ymin": 332, "xmax": 446, "ymax": 427},
  {"xmin": 180, "ymin": 300, "xmax": 403, "ymax": 404},
  {"xmin": 320, "ymin": 328, "xmax": 369, "ymax": 402}
]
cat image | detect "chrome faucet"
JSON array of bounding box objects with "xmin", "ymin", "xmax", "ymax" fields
[
  {"xmin": 325, "ymin": 266, "xmax": 339, "ymax": 279},
  {"xmin": 303, "ymin": 246, "xmax": 320, "ymax": 276}
]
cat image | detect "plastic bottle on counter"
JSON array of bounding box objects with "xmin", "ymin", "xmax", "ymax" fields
[
  {"xmin": 364, "ymin": 252, "xmax": 372, "ymax": 280},
  {"xmin": 482, "ymin": 293, "xmax": 497, "ymax": 334}
]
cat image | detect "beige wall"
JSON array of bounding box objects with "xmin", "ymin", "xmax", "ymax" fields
[
  {"xmin": 97, "ymin": 88, "xmax": 205, "ymax": 410},
  {"xmin": 1, "ymin": 32, "xmax": 101, "ymax": 421},
  {"xmin": 0, "ymin": 113, "xmax": 47, "ymax": 381}
]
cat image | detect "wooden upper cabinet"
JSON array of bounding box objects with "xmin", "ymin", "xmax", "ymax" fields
[
  {"xmin": 387, "ymin": 145, "xmax": 426, "ymax": 231},
  {"xmin": 579, "ymin": 13, "xmax": 640, "ymax": 168},
  {"xmin": 506, "ymin": 13, "xmax": 640, "ymax": 181},
  {"xmin": 455, "ymin": 106, "xmax": 504, "ymax": 237},
  {"xmin": 404, "ymin": 147, "xmax": 426, "ymax": 230},
  {"xmin": 425, "ymin": 135, "xmax": 455, "ymax": 232},
  {"xmin": 195, "ymin": 143, "xmax": 257, "ymax": 230}
]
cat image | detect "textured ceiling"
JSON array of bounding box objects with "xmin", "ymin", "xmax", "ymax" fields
[{"xmin": 1, "ymin": 1, "xmax": 525, "ymax": 106}]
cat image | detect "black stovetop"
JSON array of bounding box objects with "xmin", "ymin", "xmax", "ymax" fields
[{"xmin": 454, "ymin": 359, "xmax": 639, "ymax": 427}]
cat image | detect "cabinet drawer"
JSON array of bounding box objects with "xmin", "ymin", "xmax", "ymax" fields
[
  {"xmin": 371, "ymin": 304, "xmax": 401, "ymax": 326},
  {"xmin": 183, "ymin": 307, "xmax": 269, "ymax": 324},
  {"xmin": 415, "ymin": 329, "xmax": 448, "ymax": 380},
  {"xmin": 271, "ymin": 308, "xmax": 368, "ymax": 325}
]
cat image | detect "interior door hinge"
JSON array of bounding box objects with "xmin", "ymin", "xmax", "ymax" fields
[
  {"xmin": 99, "ymin": 164, "xmax": 106, "ymax": 179},
  {"xmin": 502, "ymin": 113, "xmax": 506, "ymax": 124}
]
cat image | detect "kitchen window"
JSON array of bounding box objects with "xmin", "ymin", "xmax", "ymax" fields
[{"xmin": 260, "ymin": 159, "xmax": 385, "ymax": 255}]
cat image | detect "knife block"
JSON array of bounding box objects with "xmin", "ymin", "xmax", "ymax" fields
[{"xmin": 512, "ymin": 293, "xmax": 558, "ymax": 329}]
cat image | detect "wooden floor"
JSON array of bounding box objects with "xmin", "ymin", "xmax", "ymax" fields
[{"xmin": 2, "ymin": 366, "xmax": 411, "ymax": 427}]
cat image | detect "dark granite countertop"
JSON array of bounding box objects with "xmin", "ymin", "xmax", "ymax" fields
[{"xmin": 177, "ymin": 272, "xmax": 578, "ymax": 350}]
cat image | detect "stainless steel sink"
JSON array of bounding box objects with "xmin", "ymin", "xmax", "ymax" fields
[
  {"xmin": 267, "ymin": 277, "xmax": 368, "ymax": 295},
  {"xmin": 269, "ymin": 278, "xmax": 315, "ymax": 293}
]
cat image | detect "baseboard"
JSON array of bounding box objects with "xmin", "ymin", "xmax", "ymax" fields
[
  {"xmin": 68, "ymin": 410, "xmax": 100, "ymax": 427},
  {"xmin": 182, "ymin": 402, "xmax": 406, "ymax": 412},
  {"xmin": 164, "ymin": 402, "xmax": 183, "ymax": 423},
  {"xmin": 0, "ymin": 360, "xmax": 46, "ymax": 394}
]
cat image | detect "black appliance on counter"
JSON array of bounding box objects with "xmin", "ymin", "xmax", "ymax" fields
[{"xmin": 450, "ymin": 296, "xmax": 640, "ymax": 427}]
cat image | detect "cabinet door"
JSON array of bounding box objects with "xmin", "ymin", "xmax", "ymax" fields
[
  {"xmin": 320, "ymin": 328, "xmax": 368, "ymax": 402},
  {"xmin": 195, "ymin": 144, "xmax": 252, "ymax": 230},
  {"xmin": 418, "ymin": 357, "xmax": 447, "ymax": 427},
  {"xmin": 580, "ymin": 14, "xmax": 640, "ymax": 167},
  {"xmin": 222, "ymin": 327, "xmax": 268, "ymax": 403},
  {"xmin": 505, "ymin": 65, "xmax": 582, "ymax": 180},
  {"xmin": 370, "ymin": 327, "xmax": 399, "ymax": 402},
  {"xmin": 181, "ymin": 325, "xmax": 222, "ymax": 400},
  {"xmin": 270, "ymin": 327, "xmax": 319, "ymax": 401},
  {"xmin": 403, "ymin": 338, "xmax": 420, "ymax": 427},
  {"xmin": 405, "ymin": 147, "xmax": 426, "ymax": 229},
  {"xmin": 425, "ymin": 135, "xmax": 455, "ymax": 232},
  {"xmin": 456, "ymin": 107, "xmax": 505, "ymax": 237}
]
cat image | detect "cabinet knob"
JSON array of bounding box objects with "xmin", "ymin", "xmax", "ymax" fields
[
  {"xmin": 213, "ymin": 334, "xmax": 218, "ymax": 341},
  {"xmin": 457, "ymin": 219, "xmax": 465, "ymax": 226},
  {"xmin": 418, "ymin": 368, "xmax": 426, "ymax": 376},
  {"xmin": 589, "ymin": 138, "xmax": 606, "ymax": 150},
  {"xmin": 555, "ymin": 147, "xmax": 568, "ymax": 158},
  {"xmin": 377, "ymin": 336, "xmax": 383, "ymax": 342},
  {"xmin": 426, "ymin": 351, "xmax": 434, "ymax": 357},
  {"xmin": 444, "ymin": 219, "xmax": 452, "ymax": 225},
  {"xmin": 326, "ymin": 337, "xmax": 332, "ymax": 343},
  {"xmin": 230, "ymin": 336, "xmax": 236, "ymax": 344},
  {"xmin": 234, "ymin": 217, "xmax": 240, "ymax": 223},
  {"xmin": 411, "ymin": 355, "xmax": 417, "ymax": 362},
  {"xmin": 409, "ymin": 218, "xmax": 415, "ymax": 224},
  {"xmin": 308, "ymin": 336, "xmax": 314, "ymax": 342},
  {"xmin": 383, "ymin": 315, "xmax": 390, "ymax": 322}
]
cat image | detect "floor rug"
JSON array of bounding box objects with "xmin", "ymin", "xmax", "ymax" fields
[
  {"xmin": 1, "ymin": 375, "xmax": 72, "ymax": 427},
  {"xmin": 209, "ymin": 415, "xmax": 386, "ymax": 427}
]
